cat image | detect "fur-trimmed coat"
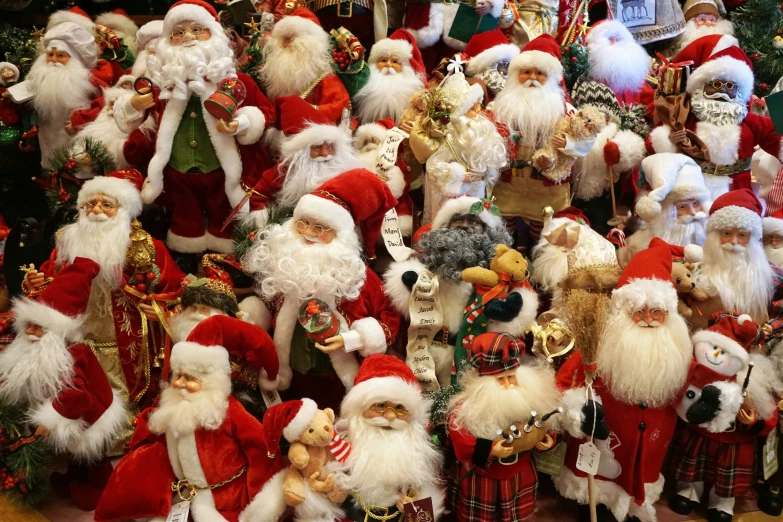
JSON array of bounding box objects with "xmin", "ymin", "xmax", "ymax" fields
[{"xmin": 94, "ymin": 396, "xmax": 287, "ymax": 522}]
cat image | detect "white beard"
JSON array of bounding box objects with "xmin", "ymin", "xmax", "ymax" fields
[
  {"xmin": 531, "ymin": 241, "xmax": 569, "ymax": 299},
  {"xmin": 765, "ymin": 245, "xmax": 783, "ymax": 268},
  {"xmin": 353, "ymin": 65, "xmax": 424, "ymax": 124},
  {"xmin": 691, "ymin": 89, "xmax": 748, "ymax": 126},
  {"xmin": 648, "ymin": 205, "xmax": 708, "ymax": 246},
  {"xmin": 276, "ymin": 148, "xmax": 361, "ymax": 208},
  {"xmin": 261, "ymin": 33, "xmax": 331, "ymax": 101},
  {"xmin": 330, "ymin": 415, "xmax": 443, "ymax": 507},
  {"xmin": 73, "ymin": 90, "xmax": 140, "ymax": 172},
  {"xmin": 57, "ymin": 209, "xmax": 132, "ymax": 292},
  {"xmin": 0, "ymin": 332, "xmax": 74, "ymax": 406},
  {"xmin": 246, "ymin": 220, "xmax": 366, "ymax": 303},
  {"xmin": 148, "ymin": 384, "xmax": 229, "ymax": 438},
  {"xmin": 697, "ymin": 231, "xmax": 773, "ymax": 323},
  {"xmin": 131, "ymin": 48, "xmax": 150, "ymax": 78},
  {"xmin": 450, "ymin": 363, "xmax": 561, "ymax": 440},
  {"xmin": 588, "ymin": 38, "xmax": 650, "ymax": 94},
  {"xmin": 150, "ymin": 35, "xmax": 236, "ymax": 101},
  {"xmin": 597, "ymin": 311, "xmax": 693, "ymax": 407},
  {"xmin": 672, "ymin": 19, "xmax": 735, "ymax": 55},
  {"xmin": 444, "ymin": 115, "xmax": 507, "ymax": 172},
  {"xmin": 493, "ymin": 78, "xmax": 564, "ymax": 147}
]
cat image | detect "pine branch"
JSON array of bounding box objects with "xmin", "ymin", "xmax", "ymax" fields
[{"xmin": 730, "ymin": 0, "xmax": 783, "ymax": 96}]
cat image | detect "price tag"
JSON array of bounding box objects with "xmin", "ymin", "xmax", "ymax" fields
[
  {"xmin": 402, "ymin": 497, "xmax": 435, "ymax": 522},
  {"xmin": 576, "ymin": 442, "xmax": 601, "ymax": 476},
  {"xmin": 261, "ymin": 389, "xmax": 283, "ymax": 407},
  {"xmin": 534, "ymin": 440, "xmax": 566, "ymax": 476},
  {"xmin": 763, "ymin": 429, "xmax": 779, "ymax": 481},
  {"xmin": 166, "ymin": 501, "xmax": 190, "ymax": 522}
]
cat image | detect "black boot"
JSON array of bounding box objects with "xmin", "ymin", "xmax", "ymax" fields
[
  {"xmin": 668, "ymin": 494, "xmax": 695, "ymax": 515},
  {"xmin": 706, "ymin": 508, "xmax": 733, "ymax": 522},
  {"xmin": 758, "ymin": 486, "xmax": 783, "ymax": 516}
]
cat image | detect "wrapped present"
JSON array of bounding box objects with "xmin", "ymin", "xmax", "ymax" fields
[
  {"xmin": 329, "ymin": 27, "xmax": 370, "ymax": 98},
  {"xmin": 655, "ymin": 52, "xmax": 693, "ymax": 96}
]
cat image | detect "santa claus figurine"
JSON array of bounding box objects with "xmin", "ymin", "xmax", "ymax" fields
[
  {"xmin": 692, "ymin": 189, "xmax": 783, "ymax": 332},
  {"xmin": 130, "ymin": 20, "xmax": 164, "ymax": 79},
  {"xmin": 448, "ymin": 332, "xmax": 561, "ymax": 522},
  {"xmin": 114, "ymin": 0, "xmax": 274, "ymax": 256},
  {"xmin": 669, "ymin": 0, "xmax": 735, "ymax": 57},
  {"xmin": 619, "ymin": 153, "xmax": 712, "ymax": 266},
  {"xmin": 260, "ymin": 9, "xmax": 350, "ymax": 124},
  {"xmin": 95, "ymin": 9, "xmax": 139, "ymax": 54},
  {"xmin": 355, "ymin": 119, "xmax": 414, "ymax": 237},
  {"xmin": 24, "ymin": 21, "xmax": 105, "ymax": 166},
  {"xmin": 464, "ymin": 29, "xmax": 520, "ymax": 99},
  {"xmin": 764, "ymin": 208, "xmax": 783, "ymax": 268},
  {"xmin": 329, "ymin": 354, "xmax": 446, "ymax": 520},
  {"xmin": 668, "ymin": 313, "xmax": 779, "ymax": 522},
  {"xmin": 0, "ymin": 258, "xmax": 128, "ymax": 510},
  {"xmin": 647, "ymin": 39, "xmax": 783, "ymax": 198},
  {"xmin": 22, "ymin": 170, "xmax": 185, "ymax": 411},
  {"xmin": 554, "ymin": 245, "xmax": 694, "ymax": 522},
  {"xmin": 245, "ymin": 170, "xmax": 400, "ymax": 408},
  {"xmin": 94, "ymin": 315, "xmax": 286, "ymax": 522},
  {"xmin": 246, "ymin": 96, "xmax": 359, "ymax": 228},
  {"xmin": 353, "ymin": 29, "xmax": 427, "ymax": 125},
  {"xmin": 384, "ymin": 196, "xmax": 538, "ymax": 387}
]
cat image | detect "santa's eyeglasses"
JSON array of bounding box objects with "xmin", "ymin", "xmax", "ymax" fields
[
  {"xmin": 708, "ymin": 80, "xmax": 737, "ymax": 91},
  {"xmin": 80, "ymin": 200, "xmax": 119, "ymax": 212},
  {"xmin": 171, "ymin": 24, "xmax": 208, "ymax": 39},
  {"xmin": 630, "ymin": 308, "xmax": 667, "ymax": 322},
  {"xmin": 295, "ymin": 219, "xmax": 332, "ymax": 236},
  {"xmin": 369, "ymin": 402, "xmax": 409, "ymax": 417}
]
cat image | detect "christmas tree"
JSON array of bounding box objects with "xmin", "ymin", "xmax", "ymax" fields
[{"xmin": 731, "ymin": 0, "xmax": 783, "ymax": 96}]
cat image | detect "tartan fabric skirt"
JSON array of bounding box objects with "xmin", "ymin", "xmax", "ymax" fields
[
  {"xmin": 666, "ymin": 425, "xmax": 757, "ymax": 498},
  {"xmin": 449, "ymin": 460, "xmax": 538, "ymax": 522}
]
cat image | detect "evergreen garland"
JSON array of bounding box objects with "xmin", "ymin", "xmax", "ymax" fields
[
  {"xmin": 0, "ymin": 23, "xmax": 37, "ymax": 78},
  {"xmin": 619, "ymin": 103, "xmax": 651, "ymax": 138},
  {"xmin": 561, "ymin": 42, "xmax": 590, "ymax": 93},
  {"xmin": 232, "ymin": 204, "xmax": 294, "ymax": 261},
  {"xmin": 731, "ymin": 0, "xmax": 783, "ymax": 96},
  {"xmin": 0, "ymin": 402, "xmax": 53, "ymax": 506},
  {"xmin": 239, "ymin": 31, "xmax": 264, "ymax": 87}
]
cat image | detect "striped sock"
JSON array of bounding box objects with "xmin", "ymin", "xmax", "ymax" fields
[{"xmin": 329, "ymin": 431, "xmax": 351, "ymax": 463}]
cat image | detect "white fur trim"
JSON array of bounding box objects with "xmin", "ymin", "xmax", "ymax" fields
[
  {"xmin": 355, "ymin": 123, "xmax": 389, "ymax": 147},
  {"xmin": 707, "ymin": 205, "xmax": 762, "ymax": 238},
  {"xmin": 648, "ymin": 126, "xmax": 677, "ymax": 154},
  {"xmin": 95, "ymin": 12, "xmax": 138, "ymax": 38},
  {"xmin": 341, "ymin": 376, "xmax": 426, "ymax": 424},
  {"xmin": 239, "ymin": 468, "xmax": 287, "ymax": 522},
  {"xmin": 166, "ymin": 230, "xmax": 207, "ymax": 254},
  {"xmin": 466, "ymin": 44, "xmax": 520, "ymax": 76},
  {"xmin": 163, "ymin": 4, "xmax": 225, "ymax": 42},
  {"xmin": 47, "ymin": 10, "xmax": 95, "ymax": 34},
  {"xmin": 234, "ymin": 106, "xmax": 266, "ymax": 146},
  {"xmin": 205, "ymin": 233, "xmax": 234, "ymax": 255},
  {"xmin": 269, "ymin": 297, "xmax": 299, "ymax": 391},
  {"xmin": 170, "ymin": 341, "xmax": 231, "ymax": 376},
  {"xmin": 295, "ymin": 481, "xmax": 346, "ymax": 521},
  {"xmin": 369, "ymin": 39, "xmax": 414, "ymax": 64},
  {"xmin": 431, "ymin": 196, "xmax": 503, "ymax": 230},
  {"xmin": 452, "ymin": 83, "xmax": 485, "ymax": 119},
  {"xmin": 30, "ymin": 401, "xmax": 86, "ymax": 455},
  {"xmin": 78, "ymin": 176, "xmax": 142, "ymax": 219},
  {"xmin": 635, "ymin": 197, "xmax": 662, "ymax": 222},
  {"xmin": 350, "ymin": 317, "xmax": 389, "ymax": 357},
  {"xmin": 398, "ymin": 214, "xmax": 413, "ymax": 237},
  {"xmin": 238, "ymin": 296, "xmax": 272, "ymax": 331},
  {"xmin": 294, "ymin": 193, "xmax": 354, "ymax": 233},
  {"xmin": 687, "ymin": 56, "xmax": 755, "ymax": 103},
  {"xmin": 385, "ymin": 166, "xmax": 406, "ymax": 199},
  {"xmin": 136, "ymin": 20, "xmax": 164, "ymax": 52},
  {"xmin": 283, "ymin": 398, "xmax": 318, "ymax": 441},
  {"xmin": 510, "ymin": 50, "xmax": 563, "ymax": 79},
  {"xmin": 705, "ymin": 380, "xmax": 744, "ymax": 433},
  {"xmin": 241, "ymin": 208, "xmax": 270, "ymax": 230},
  {"xmin": 638, "ymin": 153, "xmax": 706, "ymax": 221},
  {"xmin": 561, "ymin": 387, "xmax": 589, "ymax": 438},
  {"xmin": 612, "ymin": 278, "xmax": 678, "ymax": 313},
  {"xmin": 486, "ymin": 286, "xmax": 538, "ymax": 336},
  {"xmin": 440, "ymin": 162, "xmax": 468, "ymax": 196},
  {"xmin": 328, "ymin": 349, "xmax": 361, "ymax": 390},
  {"xmin": 691, "ymin": 330, "xmax": 750, "ymax": 366},
  {"xmin": 383, "ymin": 258, "xmax": 425, "ymax": 316},
  {"xmin": 763, "ymin": 217, "xmax": 783, "ymax": 236},
  {"xmin": 684, "ymin": 244, "xmax": 703, "ymax": 263},
  {"xmin": 12, "ymin": 297, "xmax": 83, "ymax": 343},
  {"xmin": 612, "ymin": 129, "xmax": 647, "ymax": 174},
  {"xmin": 281, "ymin": 124, "xmax": 350, "ymax": 158},
  {"xmin": 695, "ymin": 121, "xmax": 740, "ymax": 167},
  {"xmin": 404, "ymin": 4, "xmax": 444, "ymax": 49}
]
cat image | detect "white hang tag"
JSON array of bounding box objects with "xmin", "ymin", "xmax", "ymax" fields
[
  {"xmin": 576, "ymin": 442, "xmax": 601, "ymax": 476},
  {"xmin": 167, "ymin": 501, "xmax": 190, "ymax": 522},
  {"xmin": 261, "ymin": 389, "xmax": 283, "ymax": 407}
]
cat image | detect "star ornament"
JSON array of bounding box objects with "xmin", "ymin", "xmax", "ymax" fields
[
  {"xmin": 31, "ymin": 26, "xmax": 45, "ymax": 41},
  {"xmin": 244, "ymin": 18, "xmax": 264, "ymax": 34}
]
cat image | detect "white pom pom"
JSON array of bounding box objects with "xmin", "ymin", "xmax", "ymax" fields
[
  {"xmin": 684, "ymin": 244, "xmax": 703, "ymax": 264},
  {"xmin": 635, "ymin": 196, "xmax": 662, "ymax": 222},
  {"xmin": 737, "ymin": 314, "xmax": 752, "ymax": 325}
]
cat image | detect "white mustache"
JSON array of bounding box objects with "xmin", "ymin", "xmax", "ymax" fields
[
  {"xmin": 365, "ymin": 416, "xmax": 409, "ymax": 430},
  {"xmin": 523, "ymin": 79, "xmax": 542, "ymax": 88},
  {"xmin": 46, "ymin": 61, "xmax": 66, "ymax": 68},
  {"xmin": 704, "ymin": 91, "xmax": 732, "ymax": 101},
  {"xmin": 380, "ymin": 67, "xmax": 398, "ymax": 76},
  {"xmin": 720, "ymin": 242, "xmax": 746, "ymax": 253},
  {"xmin": 302, "ymin": 234, "xmax": 323, "ymax": 243},
  {"xmin": 311, "ymin": 155, "xmax": 334, "ymax": 163},
  {"xmin": 86, "ymin": 213, "xmax": 111, "ymax": 222},
  {"xmin": 27, "ymin": 335, "xmax": 41, "ymax": 342},
  {"xmin": 636, "ymin": 320, "xmax": 662, "ymax": 328},
  {"xmin": 676, "ymin": 213, "xmax": 706, "ymax": 224}
]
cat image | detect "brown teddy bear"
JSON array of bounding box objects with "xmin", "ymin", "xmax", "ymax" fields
[
  {"xmin": 532, "ymin": 106, "xmax": 608, "ymax": 183},
  {"xmin": 462, "ymin": 243, "xmax": 530, "ymax": 287},
  {"xmin": 671, "ymin": 262, "xmax": 709, "ymax": 318},
  {"xmin": 264, "ymin": 399, "xmax": 348, "ymax": 522}
]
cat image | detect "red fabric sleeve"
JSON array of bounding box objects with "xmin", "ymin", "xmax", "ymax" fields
[
  {"xmin": 0, "ymin": 95, "xmax": 19, "ymax": 125},
  {"xmin": 229, "ymin": 398, "xmax": 285, "ymax": 496},
  {"xmin": 364, "ymin": 268, "xmax": 401, "ymax": 345},
  {"xmin": 308, "ymin": 75, "xmax": 350, "ymax": 124},
  {"xmin": 52, "ymin": 349, "xmax": 93, "ymax": 421},
  {"xmin": 250, "ymin": 164, "xmax": 284, "ymax": 211},
  {"xmin": 123, "ymin": 128, "xmax": 156, "ymax": 170},
  {"xmin": 745, "ymin": 113, "xmax": 783, "ymax": 161},
  {"xmin": 555, "ymin": 351, "xmax": 586, "ymax": 391},
  {"xmin": 70, "ymin": 96, "xmax": 105, "ymax": 129},
  {"xmin": 448, "ymin": 414, "xmax": 480, "ymax": 465},
  {"xmin": 38, "ymin": 248, "xmax": 61, "ymax": 278},
  {"xmin": 92, "ymin": 61, "xmax": 114, "ymax": 87},
  {"xmin": 238, "ymin": 71, "xmax": 274, "ymax": 130},
  {"xmin": 152, "ymin": 239, "xmax": 185, "ymax": 294}
]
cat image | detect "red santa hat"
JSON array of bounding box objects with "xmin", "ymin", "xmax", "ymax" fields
[
  {"xmin": 586, "ymin": 19, "xmax": 635, "ymax": 46},
  {"xmin": 44, "ymin": 22, "xmax": 99, "ymax": 69},
  {"xmin": 672, "ymin": 33, "xmax": 738, "ymax": 68},
  {"xmin": 77, "ymin": 169, "xmax": 144, "ymax": 219},
  {"xmin": 293, "ymin": 169, "xmax": 397, "ymax": 258},
  {"xmin": 683, "ymin": 0, "xmax": 726, "ymax": 21},
  {"xmin": 163, "ymin": 0, "xmax": 225, "ymax": 44},
  {"xmin": 136, "ymin": 20, "xmax": 165, "ymax": 52},
  {"xmin": 636, "ymin": 153, "xmax": 712, "ymax": 222},
  {"xmin": 554, "ymin": 206, "xmax": 590, "ymax": 226},
  {"xmin": 47, "ymin": 6, "xmax": 95, "ymax": 34},
  {"xmin": 369, "ymin": 29, "xmax": 427, "ymax": 80},
  {"xmin": 173, "ymin": 315, "xmax": 279, "ymax": 394},
  {"xmin": 0, "ymin": 62, "xmax": 19, "ymax": 83},
  {"xmin": 707, "ymin": 188, "xmax": 763, "ymax": 238},
  {"xmin": 340, "ymin": 354, "xmax": 427, "ymax": 424},
  {"xmin": 649, "ymin": 237, "xmax": 704, "ymax": 264},
  {"xmin": 12, "ymin": 257, "xmax": 100, "ymax": 343},
  {"xmin": 431, "ymin": 196, "xmax": 504, "ymax": 231},
  {"xmin": 509, "ymin": 34, "xmax": 563, "ymax": 80},
  {"xmin": 763, "ymin": 206, "xmax": 783, "ymax": 237},
  {"xmin": 613, "ymin": 244, "xmax": 679, "ymax": 314},
  {"xmin": 686, "ymin": 45, "xmax": 754, "ymax": 103},
  {"xmin": 277, "ymin": 96, "xmax": 352, "ymax": 160},
  {"xmin": 692, "ymin": 312, "xmax": 758, "ymax": 367},
  {"xmin": 468, "ymin": 332, "xmax": 523, "ymax": 376},
  {"xmin": 95, "ymin": 9, "xmax": 139, "ymax": 39},
  {"xmin": 464, "ymin": 29, "xmax": 520, "ymax": 77},
  {"xmin": 272, "ymin": 8, "xmax": 324, "ymax": 42},
  {"xmin": 263, "ymin": 398, "xmax": 319, "ymax": 457}
]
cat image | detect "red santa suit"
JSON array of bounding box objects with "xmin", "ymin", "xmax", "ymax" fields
[
  {"xmin": 95, "ymin": 317, "xmax": 287, "ymax": 522},
  {"xmin": 403, "ymin": 0, "xmax": 506, "ymax": 51},
  {"xmin": 647, "ymin": 42, "xmax": 783, "ymax": 198}
]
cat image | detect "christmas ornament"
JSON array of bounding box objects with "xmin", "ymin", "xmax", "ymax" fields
[
  {"xmin": 204, "ymin": 78, "xmax": 247, "ymax": 121},
  {"xmin": 298, "ymin": 299, "xmax": 340, "ymax": 345}
]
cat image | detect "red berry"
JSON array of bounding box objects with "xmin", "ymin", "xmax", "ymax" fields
[
  {"xmin": 136, "ymin": 283, "xmax": 147, "ymax": 292},
  {"xmin": 752, "ymin": 52, "xmax": 760, "ymax": 60},
  {"xmin": 146, "ymin": 271, "xmax": 155, "ymax": 281},
  {"xmin": 761, "ymin": 83, "xmax": 769, "ymax": 90},
  {"xmin": 571, "ymin": 56, "xmax": 578, "ymax": 63},
  {"xmin": 135, "ymin": 274, "xmax": 145, "ymax": 282}
]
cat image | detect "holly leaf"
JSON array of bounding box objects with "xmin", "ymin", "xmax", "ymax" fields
[{"xmin": 469, "ymin": 201, "xmax": 483, "ymax": 215}]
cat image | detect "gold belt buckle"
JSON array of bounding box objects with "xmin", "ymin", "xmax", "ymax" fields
[
  {"xmin": 171, "ymin": 479, "xmax": 197, "ymax": 501},
  {"xmin": 338, "ymin": 1, "xmax": 353, "ymax": 17}
]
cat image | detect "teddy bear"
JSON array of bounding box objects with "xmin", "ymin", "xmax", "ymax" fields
[
  {"xmin": 462, "ymin": 243, "xmax": 530, "ymax": 287},
  {"xmin": 532, "ymin": 106, "xmax": 608, "ymax": 183},
  {"xmin": 671, "ymin": 261, "xmax": 709, "ymax": 318},
  {"xmin": 264, "ymin": 399, "xmax": 348, "ymax": 522}
]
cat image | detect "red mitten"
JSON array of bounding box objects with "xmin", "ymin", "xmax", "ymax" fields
[{"xmin": 603, "ymin": 141, "xmax": 620, "ymax": 166}]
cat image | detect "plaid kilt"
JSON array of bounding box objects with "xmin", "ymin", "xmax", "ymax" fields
[
  {"xmin": 449, "ymin": 459, "xmax": 538, "ymax": 522},
  {"xmin": 666, "ymin": 425, "xmax": 756, "ymax": 498}
]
